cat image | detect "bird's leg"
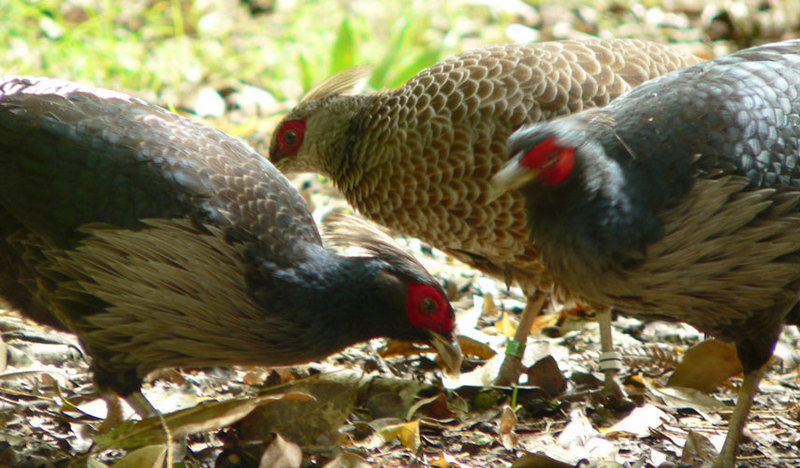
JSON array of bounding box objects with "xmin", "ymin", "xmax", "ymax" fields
[
  {"xmin": 98, "ymin": 390, "xmax": 157, "ymax": 432},
  {"xmin": 712, "ymin": 364, "xmax": 766, "ymax": 468},
  {"xmin": 125, "ymin": 390, "xmax": 158, "ymax": 419},
  {"xmin": 494, "ymin": 290, "xmax": 547, "ymax": 386},
  {"xmin": 128, "ymin": 390, "xmax": 182, "ymax": 464},
  {"xmin": 597, "ymin": 308, "xmax": 624, "ymax": 400},
  {"xmin": 99, "ymin": 391, "xmax": 124, "ymax": 432}
]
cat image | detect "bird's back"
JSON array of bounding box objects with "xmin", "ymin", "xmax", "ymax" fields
[
  {"xmin": 602, "ymin": 40, "xmax": 800, "ymax": 197},
  {"xmin": 273, "ymin": 39, "xmax": 703, "ymax": 291},
  {"xmin": 0, "ymin": 76, "xmax": 321, "ymax": 256},
  {"xmin": 0, "ymin": 76, "xmax": 324, "ymax": 354}
]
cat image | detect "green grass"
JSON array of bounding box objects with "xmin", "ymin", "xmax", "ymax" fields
[
  {"xmin": 2, "ymin": 0, "xmax": 697, "ymax": 119},
  {"xmin": 0, "ymin": 0, "xmax": 522, "ymax": 105}
]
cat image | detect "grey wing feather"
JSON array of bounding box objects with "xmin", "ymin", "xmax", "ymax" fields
[
  {"xmin": 0, "ymin": 76, "xmax": 321, "ymax": 257},
  {"xmin": 604, "ymin": 40, "xmax": 800, "ymax": 191}
]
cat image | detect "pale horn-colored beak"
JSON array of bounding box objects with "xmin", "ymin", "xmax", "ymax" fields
[
  {"xmin": 488, "ymin": 158, "xmax": 539, "ymax": 202},
  {"xmin": 429, "ymin": 331, "xmax": 462, "ymax": 376}
]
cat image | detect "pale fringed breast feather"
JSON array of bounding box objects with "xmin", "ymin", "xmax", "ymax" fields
[{"xmin": 22, "ymin": 219, "xmax": 298, "ymax": 372}]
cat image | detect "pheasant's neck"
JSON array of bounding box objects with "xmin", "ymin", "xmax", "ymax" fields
[{"xmin": 323, "ymin": 90, "xmax": 413, "ymax": 194}]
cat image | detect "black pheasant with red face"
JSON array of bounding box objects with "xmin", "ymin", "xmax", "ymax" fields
[
  {"xmin": 492, "ymin": 39, "xmax": 800, "ymax": 467},
  {"xmin": 0, "ymin": 76, "xmax": 460, "ymax": 412}
]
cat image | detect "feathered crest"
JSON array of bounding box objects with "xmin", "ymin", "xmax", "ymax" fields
[
  {"xmin": 322, "ymin": 210, "xmax": 428, "ymax": 272},
  {"xmin": 300, "ymin": 65, "xmax": 372, "ymax": 103}
]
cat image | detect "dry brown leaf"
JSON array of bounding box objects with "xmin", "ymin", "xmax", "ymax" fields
[
  {"xmin": 498, "ymin": 405, "xmax": 518, "ymax": 449},
  {"xmin": 430, "ymin": 451, "xmax": 479, "ymax": 468},
  {"xmin": 497, "ymin": 311, "xmax": 518, "ymax": 338},
  {"xmin": 511, "ymin": 453, "xmax": 577, "ymax": 468},
  {"xmin": 407, "ymin": 392, "xmax": 454, "ymax": 420},
  {"xmin": 377, "ymin": 420, "xmax": 420, "ymax": 450},
  {"xmin": 601, "ymin": 404, "xmax": 672, "ymax": 437},
  {"xmin": 667, "ymin": 339, "xmax": 742, "ymax": 393},
  {"xmin": 95, "ymin": 393, "xmax": 313, "ymax": 449},
  {"xmin": 680, "ymin": 430, "xmax": 718, "ymax": 465},
  {"xmin": 322, "ymin": 452, "xmax": 372, "ymax": 468},
  {"xmin": 109, "ymin": 444, "xmax": 167, "ymax": 468},
  {"xmin": 379, "ymin": 339, "xmax": 421, "ymax": 357},
  {"xmin": 530, "ymin": 313, "xmax": 559, "ymax": 335},
  {"xmin": 380, "ymin": 335, "xmax": 493, "ymax": 363},
  {"xmin": 259, "ymin": 434, "xmax": 302, "ymax": 468},
  {"xmin": 482, "ymin": 293, "xmax": 497, "ymax": 315},
  {"xmin": 526, "ymin": 355, "xmax": 567, "ymax": 397},
  {"xmin": 457, "ymin": 335, "xmax": 496, "ymax": 360}
]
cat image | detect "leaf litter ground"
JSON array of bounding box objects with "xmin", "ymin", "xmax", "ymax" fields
[{"xmin": 1, "ymin": 173, "xmax": 798, "ymax": 467}]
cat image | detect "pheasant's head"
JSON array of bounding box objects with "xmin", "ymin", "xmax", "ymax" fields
[
  {"xmin": 270, "ymin": 113, "xmax": 310, "ymax": 171},
  {"xmin": 269, "ymin": 67, "xmax": 372, "ymax": 175},
  {"xmin": 490, "ymin": 129, "xmax": 579, "ymax": 199}
]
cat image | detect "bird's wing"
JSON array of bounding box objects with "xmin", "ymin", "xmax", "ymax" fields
[
  {"xmin": 0, "ymin": 76, "xmax": 321, "ymax": 255},
  {"xmin": 605, "ymin": 40, "xmax": 800, "ymax": 192}
]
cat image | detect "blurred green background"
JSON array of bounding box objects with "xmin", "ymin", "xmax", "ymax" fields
[{"xmin": 3, "ymin": 0, "xmax": 796, "ymax": 140}]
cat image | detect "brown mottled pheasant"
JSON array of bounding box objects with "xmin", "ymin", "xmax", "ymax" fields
[{"xmin": 269, "ymin": 39, "xmax": 702, "ymax": 385}]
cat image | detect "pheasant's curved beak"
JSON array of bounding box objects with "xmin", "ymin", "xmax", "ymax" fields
[
  {"xmin": 430, "ymin": 331, "xmax": 462, "ymax": 376},
  {"xmin": 488, "ymin": 158, "xmax": 539, "ymax": 202}
]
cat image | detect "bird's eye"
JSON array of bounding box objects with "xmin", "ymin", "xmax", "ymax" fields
[
  {"xmin": 420, "ymin": 297, "xmax": 438, "ymax": 315},
  {"xmin": 406, "ymin": 282, "xmax": 454, "ymax": 334},
  {"xmin": 283, "ymin": 130, "xmax": 297, "ymax": 146},
  {"xmin": 275, "ymin": 119, "xmax": 306, "ymax": 156}
]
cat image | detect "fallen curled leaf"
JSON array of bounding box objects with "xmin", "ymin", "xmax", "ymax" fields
[
  {"xmin": 381, "ymin": 335, "xmax": 493, "ymax": 365},
  {"xmin": 497, "ymin": 311, "xmax": 518, "ymax": 338},
  {"xmin": 653, "ymin": 386, "xmax": 728, "ymax": 413},
  {"xmin": 430, "ymin": 451, "xmax": 479, "ymax": 468},
  {"xmin": 667, "ymin": 339, "xmax": 742, "ymax": 393},
  {"xmin": 498, "ymin": 405, "xmax": 518, "ymax": 449},
  {"xmin": 379, "ymin": 339, "xmax": 422, "ymax": 358},
  {"xmin": 458, "ymin": 335, "xmax": 496, "ymax": 360},
  {"xmin": 482, "ymin": 293, "xmax": 497, "ymax": 315},
  {"xmin": 406, "ymin": 392, "xmax": 454, "ymax": 420},
  {"xmin": 530, "ymin": 313, "xmax": 559, "ymax": 335},
  {"xmin": 322, "ymin": 452, "xmax": 372, "ymax": 468},
  {"xmin": 95, "ymin": 393, "xmax": 313, "ymax": 449},
  {"xmin": 259, "ymin": 434, "xmax": 302, "ymax": 468},
  {"xmin": 0, "ymin": 334, "xmax": 6, "ymax": 372},
  {"xmin": 109, "ymin": 444, "xmax": 167, "ymax": 468},
  {"xmin": 601, "ymin": 404, "xmax": 672, "ymax": 437},
  {"xmin": 511, "ymin": 452, "xmax": 577, "ymax": 468},
  {"xmin": 377, "ymin": 420, "xmax": 420, "ymax": 450},
  {"xmin": 680, "ymin": 430, "xmax": 718, "ymax": 465},
  {"xmin": 526, "ymin": 355, "xmax": 567, "ymax": 397}
]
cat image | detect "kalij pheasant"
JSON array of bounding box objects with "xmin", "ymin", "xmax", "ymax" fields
[
  {"xmin": 268, "ymin": 39, "xmax": 702, "ymax": 386},
  {"xmin": 491, "ymin": 39, "xmax": 800, "ymax": 467},
  {"xmin": 0, "ymin": 76, "xmax": 461, "ymax": 417}
]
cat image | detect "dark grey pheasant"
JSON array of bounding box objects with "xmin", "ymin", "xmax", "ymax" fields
[
  {"xmin": 0, "ymin": 76, "xmax": 460, "ymax": 416},
  {"xmin": 269, "ymin": 39, "xmax": 702, "ymax": 384},
  {"xmin": 491, "ymin": 39, "xmax": 800, "ymax": 467}
]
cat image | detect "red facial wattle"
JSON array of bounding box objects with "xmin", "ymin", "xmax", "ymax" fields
[
  {"xmin": 406, "ymin": 282, "xmax": 455, "ymax": 335},
  {"xmin": 521, "ymin": 137, "xmax": 576, "ymax": 186},
  {"xmin": 274, "ymin": 119, "xmax": 307, "ymax": 159}
]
